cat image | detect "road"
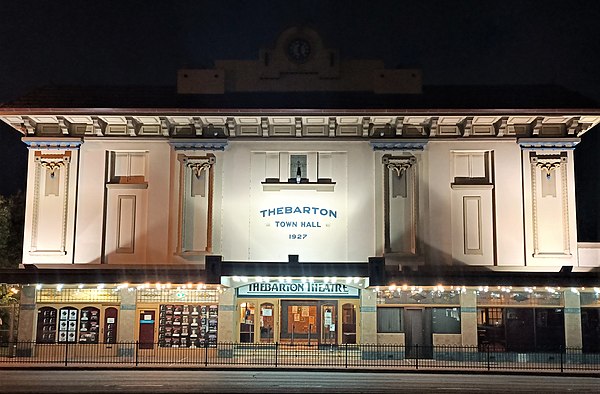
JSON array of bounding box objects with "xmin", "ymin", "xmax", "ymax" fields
[{"xmin": 1, "ymin": 370, "xmax": 598, "ymax": 393}]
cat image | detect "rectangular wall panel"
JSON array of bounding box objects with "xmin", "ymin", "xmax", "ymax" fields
[
  {"xmin": 463, "ymin": 196, "xmax": 482, "ymax": 255},
  {"xmin": 104, "ymin": 187, "xmax": 147, "ymax": 264},
  {"xmin": 116, "ymin": 195, "xmax": 136, "ymax": 253},
  {"xmin": 450, "ymin": 185, "xmax": 494, "ymax": 266}
]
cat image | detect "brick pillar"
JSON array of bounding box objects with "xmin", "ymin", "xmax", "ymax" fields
[
  {"xmin": 460, "ymin": 290, "xmax": 478, "ymax": 347},
  {"xmin": 16, "ymin": 285, "xmax": 36, "ymax": 356},
  {"xmin": 563, "ymin": 289, "xmax": 582, "ymax": 349},
  {"xmin": 360, "ymin": 289, "xmax": 377, "ymax": 344},
  {"xmin": 118, "ymin": 288, "xmax": 137, "ymax": 342},
  {"xmin": 117, "ymin": 288, "xmax": 137, "ymax": 356},
  {"xmin": 217, "ymin": 287, "xmax": 235, "ymax": 343},
  {"xmin": 17, "ymin": 285, "xmax": 36, "ymax": 342}
]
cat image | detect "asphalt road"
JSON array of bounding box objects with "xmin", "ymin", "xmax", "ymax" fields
[{"xmin": 1, "ymin": 370, "xmax": 598, "ymax": 393}]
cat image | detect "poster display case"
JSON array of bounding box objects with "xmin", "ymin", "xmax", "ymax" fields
[
  {"xmin": 36, "ymin": 307, "xmax": 58, "ymax": 343},
  {"xmin": 158, "ymin": 304, "xmax": 218, "ymax": 348},
  {"xmin": 58, "ymin": 307, "xmax": 78, "ymax": 343},
  {"xmin": 104, "ymin": 307, "xmax": 118, "ymax": 343},
  {"xmin": 78, "ymin": 307, "xmax": 100, "ymax": 343}
]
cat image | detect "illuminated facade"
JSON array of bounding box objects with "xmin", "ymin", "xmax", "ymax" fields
[{"xmin": 2, "ymin": 28, "xmax": 600, "ymax": 354}]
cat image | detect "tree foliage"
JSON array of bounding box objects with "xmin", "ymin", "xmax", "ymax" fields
[{"xmin": 0, "ymin": 191, "xmax": 24, "ymax": 269}]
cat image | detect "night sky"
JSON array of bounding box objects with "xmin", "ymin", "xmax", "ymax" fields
[{"xmin": 1, "ymin": 1, "xmax": 599, "ymax": 239}]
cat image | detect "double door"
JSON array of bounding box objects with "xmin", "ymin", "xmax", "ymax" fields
[
  {"xmin": 280, "ymin": 300, "xmax": 337, "ymax": 345},
  {"xmin": 404, "ymin": 308, "xmax": 433, "ymax": 358},
  {"xmin": 238, "ymin": 299, "xmax": 358, "ymax": 345}
]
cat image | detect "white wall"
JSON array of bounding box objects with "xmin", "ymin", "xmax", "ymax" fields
[
  {"xmin": 421, "ymin": 139, "xmax": 526, "ymax": 267},
  {"xmin": 21, "ymin": 139, "xmax": 79, "ymax": 265},
  {"xmin": 23, "ymin": 135, "xmax": 590, "ymax": 271},
  {"xmin": 219, "ymin": 140, "xmax": 375, "ymax": 262},
  {"xmin": 74, "ymin": 138, "xmax": 171, "ymax": 265}
]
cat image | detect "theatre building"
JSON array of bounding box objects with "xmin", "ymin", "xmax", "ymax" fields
[{"xmin": 2, "ymin": 28, "xmax": 600, "ymax": 356}]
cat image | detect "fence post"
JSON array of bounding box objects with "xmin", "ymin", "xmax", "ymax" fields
[
  {"xmin": 560, "ymin": 346, "xmax": 564, "ymax": 373},
  {"xmin": 415, "ymin": 344, "xmax": 419, "ymax": 370},
  {"xmin": 64, "ymin": 341, "xmax": 69, "ymax": 367},
  {"xmin": 204, "ymin": 341, "xmax": 209, "ymax": 367},
  {"xmin": 345, "ymin": 342, "xmax": 348, "ymax": 368},
  {"xmin": 275, "ymin": 342, "xmax": 278, "ymax": 368},
  {"xmin": 135, "ymin": 341, "xmax": 139, "ymax": 367},
  {"xmin": 487, "ymin": 345, "xmax": 490, "ymax": 371}
]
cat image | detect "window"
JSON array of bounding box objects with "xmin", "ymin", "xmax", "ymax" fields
[
  {"xmin": 432, "ymin": 307, "xmax": 461, "ymax": 334},
  {"xmin": 478, "ymin": 307, "xmax": 503, "ymax": 326},
  {"xmin": 452, "ymin": 151, "xmax": 492, "ymax": 185},
  {"xmin": 377, "ymin": 307, "xmax": 402, "ymax": 333},
  {"xmin": 108, "ymin": 151, "xmax": 148, "ymax": 184},
  {"xmin": 289, "ymin": 154, "xmax": 307, "ymax": 182}
]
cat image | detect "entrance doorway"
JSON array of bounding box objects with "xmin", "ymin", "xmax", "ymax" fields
[
  {"xmin": 280, "ymin": 300, "xmax": 337, "ymax": 346},
  {"xmin": 404, "ymin": 308, "xmax": 433, "ymax": 358}
]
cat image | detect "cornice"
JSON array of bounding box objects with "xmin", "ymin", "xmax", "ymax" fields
[
  {"xmin": 371, "ymin": 139, "xmax": 428, "ymax": 151},
  {"xmin": 2, "ymin": 114, "xmax": 599, "ymax": 141},
  {"xmin": 23, "ymin": 137, "xmax": 83, "ymax": 150},
  {"xmin": 518, "ymin": 138, "xmax": 580, "ymax": 150},
  {"xmin": 169, "ymin": 139, "xmax": 228, "ymax": 151}
]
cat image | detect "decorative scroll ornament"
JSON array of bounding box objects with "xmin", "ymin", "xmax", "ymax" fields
[
  {"xmin": 383, "ymin": 156, "xmax": 416, "ymax": 177},
  {"xmin": 40, "ymin": 161, "xmax": 64, "ymax": 178},
  {"xmin": 531, "ymin": 155, "xmax": 566, "ymax": 179},
  {"xmin": 187, "ymin": 162, "xmax": 212, "ymax": 178},
  {"xmin": 186, "ymin": 156, "xmax": 216, "ymax": 178}
]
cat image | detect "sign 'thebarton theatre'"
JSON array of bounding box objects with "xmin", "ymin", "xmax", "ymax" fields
[{"xmin": 237, "ymin": 282, "xmax": 360, "ymax": 298}]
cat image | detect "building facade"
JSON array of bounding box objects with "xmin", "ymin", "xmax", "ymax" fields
[{"xmin": 2, "ymin": 28, "xmax": 600, "ymax": 355}]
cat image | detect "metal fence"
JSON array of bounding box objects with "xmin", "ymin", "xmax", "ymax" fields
[{"xmin": 1, "ymin": 341, "xmax": 600, "ymax": 373}]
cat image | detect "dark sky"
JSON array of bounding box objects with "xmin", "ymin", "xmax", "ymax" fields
[{"xmin": 1, "ymin": 1, "xmax": 599, "ymax": 239}]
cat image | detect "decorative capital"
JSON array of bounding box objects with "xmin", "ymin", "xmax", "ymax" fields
[
  {"xmin": 185, "ymin": 156, "xmax": 216, "ymax": 177},
  {"xmin": 383, "ymin": 156, "xmax": 416, "ymax": 176},
  {"xmin": 530, "ymin": 153, "xmax": 567, "ymax": 178}
]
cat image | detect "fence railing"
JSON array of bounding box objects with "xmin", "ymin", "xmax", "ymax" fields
[{"xmin": 1, "ymin": 341, "xmax": 600, "ymax": 372}]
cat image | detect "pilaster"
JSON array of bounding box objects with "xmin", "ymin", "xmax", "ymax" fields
[
  {"xmin": 564, "ymin": 290, "xmax": 582, "ymax": 349},
  {"xmin": 360, "ymin": 289, "xmax": 377, "ymax": 344},
  {"xmin": 217, "ymin": 287, "xmax": 235, "ymax": 343},
  {"xmin": 460, "ymin": 290, "xmax": 478, "ymax": 347}
]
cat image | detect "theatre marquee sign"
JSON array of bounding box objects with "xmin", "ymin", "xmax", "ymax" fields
[{"xmin": 237, "ymin": 282, "xmax": 360, "ymax": 298}]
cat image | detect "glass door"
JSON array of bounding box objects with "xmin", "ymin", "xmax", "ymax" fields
[
  {"xmin": 321, "ymin": 303, "xmax": 337, "ymax": 346},
  {"xmin": 259, "ymin": 303, "xmax": 274, "ymax": 343},
  {"xmin": 239, "ymin": 302, "xmax": 255, "ymax": 343},
  {"xmin": 280, "ymin": 300, "xmax": 318, "ymax": 345}
]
